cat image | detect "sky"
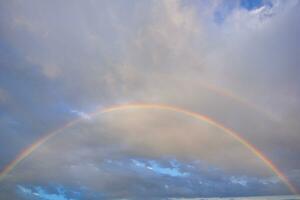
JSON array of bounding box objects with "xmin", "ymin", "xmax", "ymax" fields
[{"xmin": 0, "ymin": 0, "xmax": 300, "ymax": 199}]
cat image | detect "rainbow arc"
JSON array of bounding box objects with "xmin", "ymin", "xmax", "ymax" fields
[{"xmin": 0, "ymin": 103, "xmax": 297, "ymax": 194}]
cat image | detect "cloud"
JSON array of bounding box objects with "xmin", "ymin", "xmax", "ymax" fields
[
  {"xmin": 0, "ymin": 0, "xmax": 300, "ymax": 198},
  {"xmin": 0, "ymin": 88, "xmax": 9, "ymax": 104},
  {"xmin": 2, "ymin": 113, "xmax": 292, "ymax": 198},
  {"xmin": 70, "ymin": 109, "xmax": 91, "ymax": 120},
  {"xmin": 17, "ymin": 185, "xmax": 83, "ymax": 200}
]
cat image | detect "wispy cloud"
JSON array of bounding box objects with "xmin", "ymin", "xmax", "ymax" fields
[{"xmin": 70, "ymin": 109, "xmax": 91, "ymax": 120}]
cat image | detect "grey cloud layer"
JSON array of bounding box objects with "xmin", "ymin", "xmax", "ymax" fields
[{"xmin": 0, "ymin": 0, "xmax": 300, "ymax": 198}]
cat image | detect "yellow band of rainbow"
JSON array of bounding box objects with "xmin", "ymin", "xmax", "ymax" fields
[{"xmin": 0, "ymin": 103, "xmax": 297, "ymax": 194}]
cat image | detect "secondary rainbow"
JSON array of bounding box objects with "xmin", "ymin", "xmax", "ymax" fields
[
  {"xmin": 199, "ymin": 82, "xmax": 278, "ymax": 121},
  {"xmin": 0, "ymin": 103, "xmax": 297, "ymax": 194}
]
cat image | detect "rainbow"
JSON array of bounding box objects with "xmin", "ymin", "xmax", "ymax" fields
[
  {"xmin": 0, "ymin": 103, "xmax": 297, "ymax": 194},
  {"xmin": 199, "ymin": 82, "xmax": 278, "ymax": 121}
]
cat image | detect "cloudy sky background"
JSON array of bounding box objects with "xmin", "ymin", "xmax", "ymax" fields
[{"xmin": 0, "ymin": 0, "xmax": 300, "ymax": 199}]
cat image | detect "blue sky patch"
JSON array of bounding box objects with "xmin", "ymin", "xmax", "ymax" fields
[
  {"xmin": 240, "ymin": 0, "xmax": 264, "ymax": 10},
  {"xmin": 17, "ymin": 185, "xmax": 80, "ymax": 200}
]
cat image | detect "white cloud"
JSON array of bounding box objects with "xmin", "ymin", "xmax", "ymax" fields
[{"xmin": 70, "ymin": 109, "xmax": 91, "ymax": 120}]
